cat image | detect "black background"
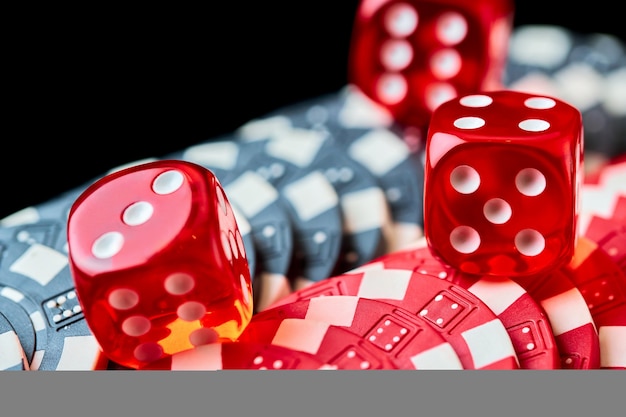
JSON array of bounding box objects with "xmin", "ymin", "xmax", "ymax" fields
[{"xmin": 3, "ymin": 0, "xmax": 625, "ymax": 219}]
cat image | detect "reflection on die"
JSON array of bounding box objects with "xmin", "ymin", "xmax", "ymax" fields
[
  {"xmin": 424, "ymin": 90, "xmax": 583, "ymax": 277},
  {"xmin": 67, "ymin": 160, "xmax": 254, "ymax": 369}
]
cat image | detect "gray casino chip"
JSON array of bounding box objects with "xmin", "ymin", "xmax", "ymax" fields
[
  {"xmin": 0, "ymin": 310, "xmax": 29, "ymax": 370},
  {"xmin": 235, "ymin": 120, "xmax": 394, "ymax": 275},
  {"xmin": 237, "ymin": 85, "xmax": 426, "ymax": 252},
  {"xmin": 0, "ymin": 224, "xmax": 108, "ymax": 370},
  {"xmin": 175, "ymin": 138, "xmax": 343, "ymax": 303},
  {"xmin": 169, "ymin": 141, "xmax": 294, "ymax": 311},
  {"xmin": 504, "ymin": 25, "xmax": 626, "ymax": 165}
]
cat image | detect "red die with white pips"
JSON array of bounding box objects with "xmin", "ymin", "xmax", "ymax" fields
[
  {"xmin": 66, "ymin": 160, "xmax": 253, "ymax": 369},
  {"xmin": 424, "ymin": 90, "xmax": 583, "ymax": 277},
  {"xmin": 348, "ymin": 0, "xmax": 514, "ymax": 132}
]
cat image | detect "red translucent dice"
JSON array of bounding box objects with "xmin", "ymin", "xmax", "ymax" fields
[
  {"xmin": 423, "ymin": 90, "xmax": 583, "ymax": 277},
  {"xmin": 348, "ymin": 0, "xmax": 514, "ymax": 130},
  {"xmin": 67, "ymin": 160, "xmax": 254, "ymax": 369}
]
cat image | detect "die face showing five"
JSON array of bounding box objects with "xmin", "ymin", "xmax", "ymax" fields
[
  {"xmin": 424, "ymin": 90, "xmax": 583, "ymax": 278},
  {"xmin": 348, "ymin": 0, "xmax": 514, "ymax": 130},
  {"xmin": 67, "ymin": 160, "xmax": 253, "ymax": 369}
]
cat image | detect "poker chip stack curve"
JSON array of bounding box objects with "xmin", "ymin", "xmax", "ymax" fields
[{"xmin": 0, "ymin": 25, "xmax": 625, "ymax": 370}]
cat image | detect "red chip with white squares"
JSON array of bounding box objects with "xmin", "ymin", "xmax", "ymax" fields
[
  {"xmin": 139, "ymin": 341, "xmax": 329, "ymax": 370},
  {"xmin": 351, "ymin": 238, "xmax": 559, "ymax": 369},
  {"xmin": 244, "ymin": 296, "xmax": 466, "ymax": 370},
  {"xmin": 563, "ymin": 236, "xmax": 626, "ymax": 370},
  {"xmin": 269, "ymin": 271, "xmax": 520, "ymax": 369}
]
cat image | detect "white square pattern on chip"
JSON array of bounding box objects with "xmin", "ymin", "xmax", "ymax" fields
[
  {"xmin": 467, "ymin": 278, "xmax": 525, "ymax": 316},
  {"xmin": 348, "ymin": 129, "xmax": 409, "ymax": 176},
  {"xmin": 54, "ymin": 335, "xmax": 102, "ymax": 371},
  {"xmin": 172, "ymin": 344, "xmax": 223, "ymax": 370},
  {"xmin": 338, "ymin": 87, "xmax": 393, "ymax": 129},
  {"xmin": 410, "ymin": 342, "xmax": 463, "ymax": 370},
  {"xmin": 356, "ymin": 269, "xmax": 412, "ymax": 300},
  {"xmin": 540, "ymin": 288, "xmax": 594, "ymax": 336},
  {"xmin": 462, "ymin": 319, "xmax": 517, "ymax": 369},
  {"xmin": 282, "ymin": 172, "xmax": 339, "ymax": 222},
  {"xmin": 305, "ymin": 296, "xmax": 359, "ymax": 327},
  {"xmin": 0, "ymin": 331, "xmax": 24, "ymax": 369},
  {"xmin": 237, "ymin": 115, "xmax": 293, "ymax": 141},
  {"xmin": 599, "ymin": 326, "xmax": 626, "ymax": 368},
  {"xmin": 266, "ymin": 130, "xmax": 326, "ymax": 167},
  {"xmin": 0, "ymin": 206, "xmax": 40, "ymax": 227},
  {"xmin": 272, "ymin": 319, "xmax": 330, "ymax": 355},
  {"xmin": 226, "ymin": 171, "xmax": 279, "ymax": 218},
  {"xmin": 9, "ymin": 244, "xmax": 68, "ymax": 286},
  {"xmin": 182, "ymin": 141, "xmax": 240, "ymax": 170},
  {"xmin": 341, "ymin": 188, "xmax": 389, "ymax": 233}
]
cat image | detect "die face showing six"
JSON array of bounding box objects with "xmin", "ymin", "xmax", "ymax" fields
[
  {"xmin": 67, "ymin": 160, "xmax": 253, "ymax": 369},
  {"xmin": 424, "ymin": 90, "xmax": 583, "ymax": 278},
  {"xmin": 348, "ymin": 0, "xmax": 514, "ymax": 131}
]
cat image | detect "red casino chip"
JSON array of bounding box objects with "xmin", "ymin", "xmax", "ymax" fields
[
  {"xmin": 579, "ymin": 159, "xmax": 626, "ymax": 238},
  {"xmin": 269, "ymin": 271, "xmax": 519, "ymax": 370},
  {"xmin": 139, "ymin": 341, "xmax": 330, "ymax": 370},
  {"xmin": 245, "ymin": 298, "xmax": 465, "ymax": 370},
  {"xmin": 510, "ymin": 269, "xmax": 601, "ymax": 369},
  {"xmin": 583, "ymin": 217, "xmax": 625, "ymax": 273},
  {"xmin": 361, "ymin": 239, "xmax": 560, "ymax": 369},
  {"xmin": 238, "ymin": 317, "xmax": 397, "ymax": 369},
  {"xmin": 563, "ymin": 236, "xmax": 626, "ymax": 370}
]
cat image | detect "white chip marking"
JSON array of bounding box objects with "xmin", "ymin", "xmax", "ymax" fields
[
  {"xmin": 271, "ymin": 319, "xmax": 330, "ymax": 355},
  {"xmin": 462, "ymin": 319, "xmax": 517, "ymax": 369},
  {"xmin": 337, "ymin": 86, "xmax": 393, "ymax": 129},
  {"xmin": 0, "ymin": 331, "xmax": 25, "ymax": 370},
  {"xmin": 282, "ymin": 172, "xmax": 339, "ymax": 222},
  {"xmin": 9, "ymin": 243, "xmax": 68, "ymax": 286},
  {"xmin": 266, "ymin": 129, "xmax": 327, "ymax": 167},
  {"xmin": 599, "ymin": 326, "xmax": 626, "ymax": 368},
  {"xmin": 467, "ymin": 278, "xmax": 525, "ymax": 316},
  {"xmin": 306, "ymin": 296, "xmax": 359, "ymax": 327},
  {"xmin": 341, "ymin": 187, "xmax": 389, "ymax": 233},
  {"xmin": 182, "ymin": 141, "xmax": 240, "ymax": 170},
  {"xmin": 540, "ymin": 288, "xmax": 594, "ymax": 335},
  {"xmin": 54, "ymin": 335, "xmax": 103, "ymax": 370},
  {"xmin": 0, "ymin": 207, "xmax": 40, "ymax": 227},
  {"xmin": 348, "ymin": 129, "xmax": 409, "ymax": 176},
  {"xmin": 225, "ymin": 171, "xmax": 279, "ymax": 218},
  {"xmin": 237, "ymin": 115, "xmax": 292, "ymax": 141},
  {"xmin": 410, "ymin": 342, "xmax": 463, "ymax": 370},
  {"xmin": 356, "ymin": 268, "xmax": 412, "ymax": 300},
  {"xmin": 171, "ymin": 343, "xmax": 223, "ymax": 370}
]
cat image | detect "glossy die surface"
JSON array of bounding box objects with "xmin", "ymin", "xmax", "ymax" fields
[
  {"xmin": 67, "ymin": 160, "xmax": 253, "ymax": 369},
  {"xmin": 424, "ymin": 90, "xmax": 583, "ymax": 277},
  {"xmin": 348, "ymin": 0, "xmax": 514, "ymax": 130}
]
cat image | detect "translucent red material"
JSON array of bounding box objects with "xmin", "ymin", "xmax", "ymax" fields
[
  {"xmin": 348, "ymin": 0, "xmax": 514, "ymax": 131},
  {"xmin": 67, "ymin": 160, "xmax": 253, "ymax": 369},
  {"xmin": 423, "ymin": 90, "xmax": 583, "ymax": 277}
]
